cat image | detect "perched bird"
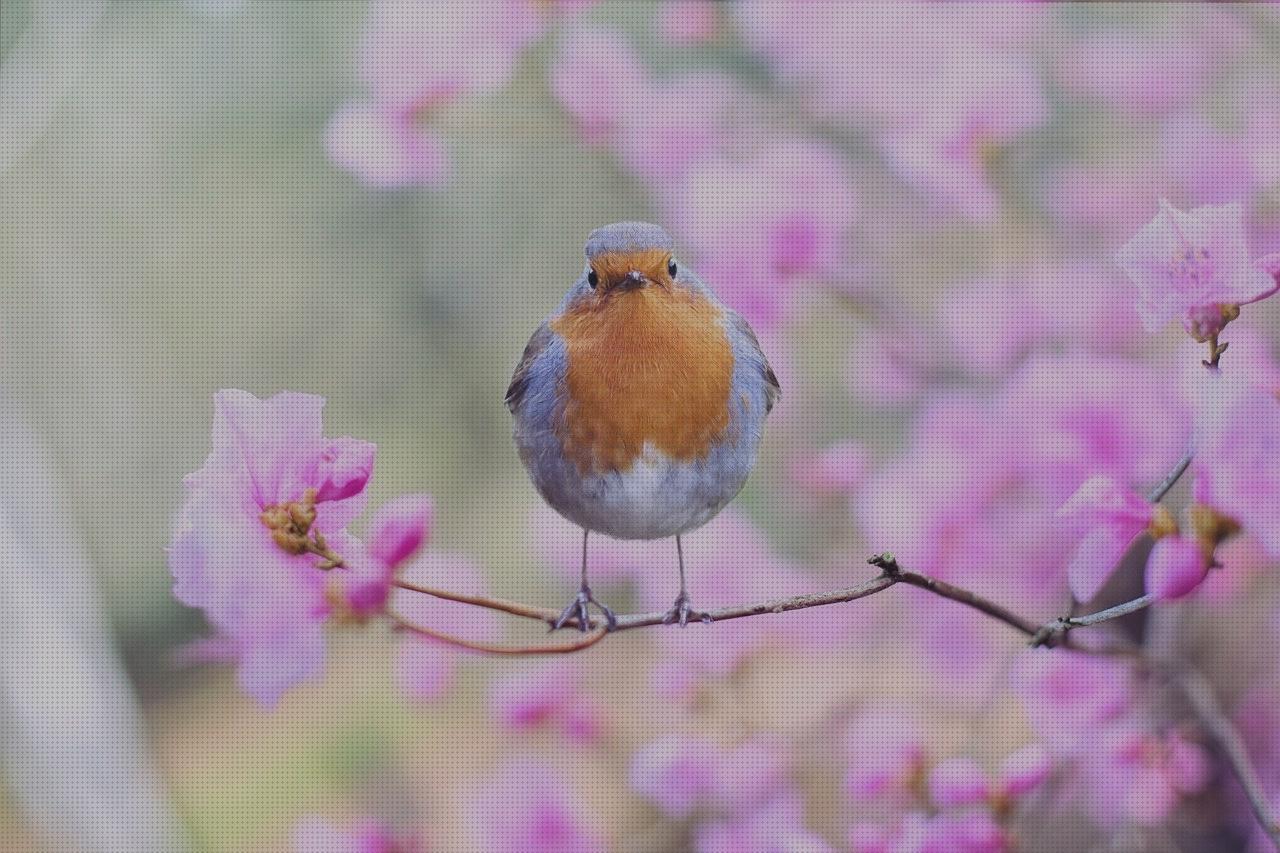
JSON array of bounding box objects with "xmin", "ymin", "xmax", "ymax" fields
[{"xmin": 507, "ymin": 222, "xmax": 779, "ymax": 630}]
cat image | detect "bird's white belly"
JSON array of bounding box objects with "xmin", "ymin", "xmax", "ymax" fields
[{"xmin": 536, "ymin": 442, "xmax": 749, "ymax": 541}]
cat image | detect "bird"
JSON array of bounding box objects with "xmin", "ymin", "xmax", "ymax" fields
[{"xmin": 506, "ymin": 222, "xmax": 779, "ymax": 630}]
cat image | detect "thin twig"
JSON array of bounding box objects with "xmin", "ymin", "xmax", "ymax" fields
[
  {"xmin": 393, "ymin": 578, "xmax": 562, "ymax": 625},
  {"xmin": 1147, "ymin": 448, "xmax": 1194, "ymax": 504},
  {"xmin": 397, "ymin": 571, "xmax": 900, "ymax": 633},
  {"xmin": 387, "ymin": 608, "xmax": 608, "ymax": 655},
  {"xmin": 889, "ymin": 565, "xmax": 1043, "ymax": 638},
  {"xmin": 614, "ymin": 570, "xmax": 899, "ymax": 629},
  {"xmin": 1031, "ymin": 595, "xmax": 1156, "ymax": 648},
  {"xmin": 1176, "ymin": 668, "xmax": 1280, "ymax": 850},
  {"xmin": 391, "ymin": 556, "xmax": 1089, "ymax": 647}
]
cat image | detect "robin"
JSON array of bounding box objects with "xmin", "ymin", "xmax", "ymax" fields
[{"xmin": 507, "ymin": 222, "xmax": 779, "ymax": 630}]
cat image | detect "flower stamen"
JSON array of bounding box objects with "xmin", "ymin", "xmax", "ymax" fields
[{"xmin": 260, "ymin": 488, "xmax": 345, "ymax": 569}]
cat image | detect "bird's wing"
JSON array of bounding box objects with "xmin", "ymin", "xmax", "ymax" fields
[
  {"xmin": 726, "ymin": 311, "xmax": 780, "ymax": 414},
  {"xmin": 505, "ymin": 321, "xmax": 553, "ymax": 413}
]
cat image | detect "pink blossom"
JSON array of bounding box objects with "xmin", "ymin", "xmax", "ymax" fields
[
  {"xmin": 330, "ymin": 0, "xmax": 552, "ymax": 187},
  {"xmin": 879, "ymin": 55, "xmax": 1047, "ymax": 222},
  {"xmin": 169, "ymin": 390, "xmax": 376, "ymax": 706},
  {"xmin": 996, "ymin": 744, "xmax": 1053, "ymax": 799},
  {"xmin": 551, "ymin": 27, "xmax": 739, "ymax": 184},
  {"xmin": 359, "ymin": 0, "xmax": 542, "ymax": 116},
  {"xmin": 550, "ymin": 27, "xmax": 649, "ymax": 144},
  {"xmin": 1044, "ymin": 157, "xmax": 1164, "ymax": 239},
  {"xmin": 469, "ymin": 760, "xmax": 604, "ymax": 853},
  {"xmin": 322, "ymin": 493, "xmax": 434, "ymax": 620},
  {"xmin": 857, "ymin": 394, "xmax": 1009, "ymax": 585},
  {"xmin": 392, "ymin": 552, "xmax": 501, "ymax": 701},
  {"xmin": 292, "ymin": 816, "xmax": 422, "ymax": 853},
  {"xmin": 1193, "ymin": 383, "xmax": 1280, "ymax": 557},
  {"xmin": 672, "ymin": 138, "xmax": 857, "ymax": 326},
  {"xmin": 1161, "ymin": 113, "xmax": 1264, "ymax": 206},
  {"xmin": 928, "ymin": 757, "xmax": 990, "ymax": 809},
  {"xmin": 629, "ymin": 734, "xmax": 720, "ymax": 818},
  {"xmin": 859, "ymin": 355, "xmax": 1186, "ymax": 610},
  {"xmin": 630, "ymin": 733, "xmax": 790, "ymax": 819},
  {"xmin": 488, "ymin": 659, "xmax": 604, "ymax": 744},
  {"xmin": 1056, "ymin": 19, "xmax": 1245, "ymax": 118},
  {"xmin": 845, "ymin": 323, "xmax": 932, "ymax": 408},
  {"xmin": 738, "ymin": 2, "xmax": 1044, "ymax": 221},
  {"xmin": 736, "ymin": 2, "xmax": 1044, "ymax": 130},
  {"xmin": 941, "ymin": 265, "xmax": 1143, "ymax": 376},
  {"xmin": 1056, "ymin": 475, "xmax": 1155, "ymax": 602},
  {"xmin": 1088, "ymin": 728, "xmax": 1212, "ymax": 827},
  {"xmin": 1014, "ymin": 650, "xmax": 1137, "ymax": 755},
  {"xmin": 695, "ymin": 791, "xmax": 833, "ymax": 853},
  {"xmin": 1115, "ymin": 200, "xmax": 1276, "ymax": 339},
  {"xmin": 1020, "ymin": 261, "xmax": 1146, "ymax": 354},
  {"xmin": 940, "ymin": 278, "xmax": 1047, "ymax": 376},
  {"xmin": 851, "ymin": 811, "xmax": 1007, "ymax": 853},
  {"xmin": 657, "ymin": 0, "xmax": 719, "ymax": 45},
  {"xmin": 325, "ymin": 102, "xmax": 450, "ymax": 189},
  {"xmin": 1179, "ymin": 322, "xmax": 1280, "ymax": 456},
  {"xmin": 615, "ymin": 71, "xmax": 740, "ymax": 185},
  {"xmin": 844, "ymin": 704, "xmax": 928, "ymax": 803},
  {"xmin": 366, "ymin": 493, "xmax": 434, "ymax": 570},
  {"xmin": 1145, "ymin": 536, "xmax": 1209, "ymax": 601},
  {"xmin": 997, "ymin": 354, "xmax": 1190, "ymax": 497}
]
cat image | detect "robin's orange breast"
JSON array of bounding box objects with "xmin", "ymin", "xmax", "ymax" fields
[{"xmin": 551, "ymin": 285, "xmax": 734, "ymax": 474}]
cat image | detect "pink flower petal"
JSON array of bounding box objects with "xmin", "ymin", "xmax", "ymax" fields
[
  {"xmin": 997, "ymin": 743, "xmax": 1053, "ymax": 798},
  {"xmin": 928, "ymin": 756, "xmax": 991, "ymax": 808},
  {"xmin": 314, "ymin": 437, "xmax": 376, "ymax": 504},
  {"xmin": 367, "ymin": 493, "xmax": 434, "ymax": 568},
  {"xmin": 1145, "ymin": 536, "xmax": 1208, "ymax": 601}
]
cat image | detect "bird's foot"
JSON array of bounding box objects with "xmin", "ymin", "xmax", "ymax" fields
[
  {"xmin": 552, "ymin": 586, "xmax": 618, "ymax": 632},
  {"xmin": 662, "ymin": 593, "xmax": 711, "ymax": 628}
]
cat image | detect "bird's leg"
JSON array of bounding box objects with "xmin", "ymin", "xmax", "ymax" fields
[
  {"xmin": 663, "ymin": 535, "xmax": 710, "ymax": 627},
  {"xmin": 553, "ymin": 529, "xmax": 618, "ymax": 632}
]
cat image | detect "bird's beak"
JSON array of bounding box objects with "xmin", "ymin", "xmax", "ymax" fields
[{"xmin": 618, "ymin": 270, "xmax": 648, "ymax": 290}]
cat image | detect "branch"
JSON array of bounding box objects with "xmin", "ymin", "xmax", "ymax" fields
[
  {"xmin": 391, "ymin": 571, "xmax": 899, "ymax": 638},
  {"xmin": 391, "ymin": 556, "xmax": 1061, "ymax": 649},
  {"xmin": 883, "ymin": 559, "xmax": 1042, "ymax": 637},
  {"xmin": 392, "ymin": 556, "xmax": 1144, "ymax": 652},
  {"xmin": 387, "ymin": 607, "xmax": 608, "ymax": 655},
  {"xmin": 1030, "ymin": 595, "xmax": 1155, "ymax": 648},
  {"xmin": 1176, "ymin": 668, "xmax": 1280, "ymax": 850},
  {"xmin": 1147, "ymin": 447, "xmax": 1194, "ymax": 504}
]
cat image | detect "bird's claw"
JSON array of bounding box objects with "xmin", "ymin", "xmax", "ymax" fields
[
  {"xmin": 552, "ymin": 586, "xmax": 617, "ymax": 632},
  {"xmin": 662, "ymin": 594, "xmax": 710, "ymax": 628}
]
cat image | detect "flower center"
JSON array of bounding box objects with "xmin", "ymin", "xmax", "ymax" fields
[
  {"xmin": 1169, "ymin": 247, "xmax": 1212, "ymax": 289},
  {"xmin": 260, "ymin": 489, "xmax": 344, "ymax": 569}
]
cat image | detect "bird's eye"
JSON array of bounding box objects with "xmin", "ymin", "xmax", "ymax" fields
[
  {"xmin": 667, "ymin": 259, "xmax": 678, "ymax": 277},
  {"xmin": 588, "ymin": 270, "xmax": 598, "ymax": 288}
]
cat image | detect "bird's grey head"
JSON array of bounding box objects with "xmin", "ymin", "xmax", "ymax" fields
[
  {"xmin": 584, "ymin": 222, "xmax": 674, "ymax": 261},
  {"xmin": 573, "ymin": 222, "xmax": 683, "ymax": 296}
]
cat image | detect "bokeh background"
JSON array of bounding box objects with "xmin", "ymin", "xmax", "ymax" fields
[{"xmin": 3, "ymin": 1, "xmax": 1280, "ymax": 851}]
